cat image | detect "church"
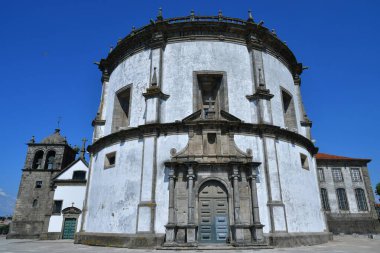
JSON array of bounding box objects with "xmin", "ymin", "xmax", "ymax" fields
[{"xmin": 8, "ymin": 11, "xmax": 380, "ymax": 248}]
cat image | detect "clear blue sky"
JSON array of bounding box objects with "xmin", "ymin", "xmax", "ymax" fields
[{"xmin": 0, "ymin": 0, "xmax": 379, "ymax": 215}]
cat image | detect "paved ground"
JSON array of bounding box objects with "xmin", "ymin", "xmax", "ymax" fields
[{"xmin": 0, "ymin": 235, "xmax": 379, "ymax": 253}]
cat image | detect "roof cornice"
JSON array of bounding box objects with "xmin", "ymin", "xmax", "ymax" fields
[{"xmin": 98, "ymin": 15, "xmax": 303, "ymax": 78}]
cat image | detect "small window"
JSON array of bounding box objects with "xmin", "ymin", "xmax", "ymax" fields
[
  {"xmin": 317, "ymin": 168, "xmax": 325, "ymax": 182},
  {"xmin": 72, "ymin": 171, "xmax": 86, "ymax": 180},
  {"xmin": 35, "ymin": 181, "xmax": 42, "ymax": 188},
  {"xmin": 32, "ymin": 199, "xmax": 38, "ymax": 207},
  {"xmin": 320, "ymin": 188, "xmax": 330, "ymax": 211},
  {"xmin": 300, "ymin": 154, "xmax": 309, "ymax": 170},
  {"xmin": 351, "ymin": 168, "xmax": 362, "ymax": 182},
  {"xmin": 336, "ymin": 188, "xmax": 349, "ymax": 210},
  {"xmin": 332, "ymin": 168, "xmax": 343, "ymax": 182},
  {"xmin": 355, "ymin": 188, "xmax": 368, "ymax": 211},
  {"xmin": 105, "ymin": 152, "xmax": 116, "ymax": 168},
  {"xmin": 52, "ymin": 200, "xmax": 63, "ymax": 214}
]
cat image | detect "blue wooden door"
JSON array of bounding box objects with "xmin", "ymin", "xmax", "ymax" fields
[
  {"xmin": 199, "ymin": 181, "xmax": 229, "ymax": 243},
  {"xmin": 62, "ymin": 218, "xmax": 76, "ymax": 239}
]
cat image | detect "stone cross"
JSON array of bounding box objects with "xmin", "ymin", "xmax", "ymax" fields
[{"xmin": 205, "ymin": 97, "xmax": 215, "ymax": 111}]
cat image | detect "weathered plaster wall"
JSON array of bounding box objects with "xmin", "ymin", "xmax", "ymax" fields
[
  {"xmin": 277, "ymin": 142, "xmax": 326, "ymax": 232},
  {"xmin": 84, "ymin": 140, "xmax": 143, "ymax": 233}
]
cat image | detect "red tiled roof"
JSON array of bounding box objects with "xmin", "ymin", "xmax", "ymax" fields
[{"xmin": 316, "ymin": 153, "xmax": 371, "ymax": 162}]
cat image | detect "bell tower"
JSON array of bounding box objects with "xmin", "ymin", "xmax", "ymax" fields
[{"xmin": 8, "ymin": 129, "xmax": 77, "ymax": 239}]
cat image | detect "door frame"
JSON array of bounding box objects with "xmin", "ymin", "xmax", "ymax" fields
[{"xmin": 60, "ymin": 206, "xmax": 82, "ymax": 239}]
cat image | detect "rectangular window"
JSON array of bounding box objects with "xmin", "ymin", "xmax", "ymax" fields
[
  {"xmin": 72, "ymin": 171, "xmax": 86, "ymax": 180},
  {"xmin": 332, "ymin": 168, "xmax": 343, "ymax": 182},
  {"xmin": 35, "ymin": 181, "xmax": 42, "ymax": 188},
  {"xmin": 320, "ymin": 188, "xmax": 330, "ymax": 211},
  {"xmin": 105, "ymin": 152, "xmax": 116, "ymax": 169},
  {"xmin": 52, "ymin": 200, "xmax": 63, "ymax": 214},
  {"xmin": 300, "ymin": 154, "xmax": 309, "ymax": 170},
  {"xmin": 281, "ymin": 89, "xmax": 297, "ymax": 131},
  {"xmin": 351, "ymin": 168, "xmax": 362, "ymax": 182},
  {"xmin": 355, "ymin": 188, "xmax": 368, "ymax": 211},
  {"xmin": 112, "ymin": 86, "xmax": 132, "ymax": 133},
  {"xmin": 318, "ymin": 168, "xmax": 325, "ymax": 182},
  {"xmin": 336, "ymin": 188, "xmax": 349, "ymax": 210}
]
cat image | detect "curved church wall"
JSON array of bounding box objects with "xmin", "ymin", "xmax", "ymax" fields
[{"xmin": 81, "ymin": 15, "xmax": 326, "ymax": 248}]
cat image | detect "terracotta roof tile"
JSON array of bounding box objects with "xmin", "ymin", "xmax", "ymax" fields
[{"xmin": 316, "ymin": 153, "xmax": 371, "ymax": 162}]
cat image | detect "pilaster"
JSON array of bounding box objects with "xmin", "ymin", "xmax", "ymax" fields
[{"xmin": 246, "ymin": 35, "xmax": 274, "ymax": 125}]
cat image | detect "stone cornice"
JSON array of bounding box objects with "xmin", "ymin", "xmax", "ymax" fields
[
  {"xmin": 98, "ymin": 15, "xmax": 303, "ymax": 78},
  {"xmin": 142, "ymin": 86, "xmax": 170, "ymax": 100},
  {"xmin": 246, "ymin": 88, "xmax": 274, "ymax": 101},
  {"xmin": 88, "ymin": 122, "xmax": 318, "ymax": 155}
]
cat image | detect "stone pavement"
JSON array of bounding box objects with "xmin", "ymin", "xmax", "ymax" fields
[{"xmin": 0, "ymin": 235, "xmax": 379, "ymax": 253}]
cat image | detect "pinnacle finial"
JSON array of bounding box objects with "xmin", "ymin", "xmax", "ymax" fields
[
  {"xmin": 218, "ymin": 10, "xmax": 223, "ymax": 20},
  {"xmin": 80, "ymin": 138, "xmax": 87, "ymax": 159},
  {"xmin": 151, "ymin": 67, "xmax": 158, "ymax": 86},
  {"xmin": 109, "ymin": 46, "xmax": 114, "ymax": 53},
  {"xmin": 131, "ymin": 26, "xmax": 136, "ymax": 35},
  {"xmin": 190, "ymin": 10, "xmax": 195, "ymax": 21},
  {"xmin": 247, "ymin": 10, "xmax": 254, "ymax": 22},
  {"xmin": 157, "ymin": 7, "xmax": 163, "ymax": 21},
  {"xmin": 30, "ymin": 136, "xmax": 35, "ymax": 144},
  {"xmin": 271, "ymin": 29, "xmax": 277, "ymax": 37}
]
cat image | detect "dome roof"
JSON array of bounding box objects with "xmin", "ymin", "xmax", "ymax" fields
[{"xmin": 41, "ymin": 129, "xmax": 67, "ymax": 144}]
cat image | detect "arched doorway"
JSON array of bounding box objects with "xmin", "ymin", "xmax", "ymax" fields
[{"xmin": 198, "ymin": 180, "xmax": 229, "ymax": 243}]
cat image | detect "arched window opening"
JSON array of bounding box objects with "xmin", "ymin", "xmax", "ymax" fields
[
  {"xmin": 45, "ymin": 151, "xmax": 56, "ymax": 170},
  {"xmin": 72, "ymin": 171, "xmax": 86, "ymax": 180},
  {"xmin": 32, "ymin": 151, "xmax": 44, "ymax": 170},
  {"xmin": 281, "ymin": 89, "xmax": 297, "ymax": 131},
  {"xmin": 320, "ymin": 188, "xmax": 330, "ymax": 211},
  {"xmin": 32, "ymin": 199, "xmax": 38, "ymax": 208},
  {"xmin": 355, "ymin": 188, "xmax": 368, "ymax": 211},
  {"xmin": 336, "ymin": 188, "xmax": 349, "ymax": 210}
]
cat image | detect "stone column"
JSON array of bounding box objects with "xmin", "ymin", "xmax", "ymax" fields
[
  {"xmin": 165, "ymin": 165, "xmax": 176, "ymax": 243},
  {"xmin": 230, "ymin": 162, "xmax": 244, "ymax": 243},
  {"xmin": 185, "ymin": 162, "xmax": 197, "ymax": 244},
  {"xmin": 248, "ymin": 163, "xmax": 264, "ymax": 242}
]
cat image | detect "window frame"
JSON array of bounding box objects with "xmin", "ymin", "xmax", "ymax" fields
[
  {"xmin": 35, "ymin": 181, "xmax": 42, "ymax": 189},
  {"xmin": 280, "ymin": 87, "xmax": 298, "ymax": 132},
  {"xmin": 332, "ymin": 168, "xmax": 344, "ymax": 182},
  {"xmin": 354, "ymin": 188, "xmax": 368, "ymax": 211},
  {"xmin": 104, "ymin": 151, "xmax": 116, "ymax": 169},
  {"xmin": 320, "ymin": 188, "xmax": 330, "ymax": 211},
  {"xmin": 72, "ymin": 171, "xmax": 86, "ymax": 180},
  {"xmin": 350, "ymin": 168, "xmax": 362, "ymax": 182},
  {"xmin": 52, "ymin": 200, "xmax": 63, "ymax": 215},
  {"xmin": 336, "ymin": 188, "xmax": 349, "ymax": 210},
  {"xmin": 300, "ymin": 153, "xmax": 309, "ymax": 170},
  {"xmin": 317, "ymin": 168, "xmax": 325, "ymax": 182},
  {"xmin": 111, "ymin": 85, "xmax": 132, "ymax": 133}
]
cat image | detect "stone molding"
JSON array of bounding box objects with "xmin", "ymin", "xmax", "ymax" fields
[
  {"xmin": 97, "ymin": 15, "xmax": 304, "ymax": 78},
  {"xmin": 88, "ymin": 121, "xmax": 318, "ymax": 155}
]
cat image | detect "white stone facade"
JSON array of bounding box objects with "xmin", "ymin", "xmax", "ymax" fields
[{"xmin": 80, "ymin": 15, "xmax": 328, "ymax": 248}]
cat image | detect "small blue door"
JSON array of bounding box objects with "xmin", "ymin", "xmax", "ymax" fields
[{"xmin": 62, "ymin": 218, "xmax": 76, "ymax": 239}]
